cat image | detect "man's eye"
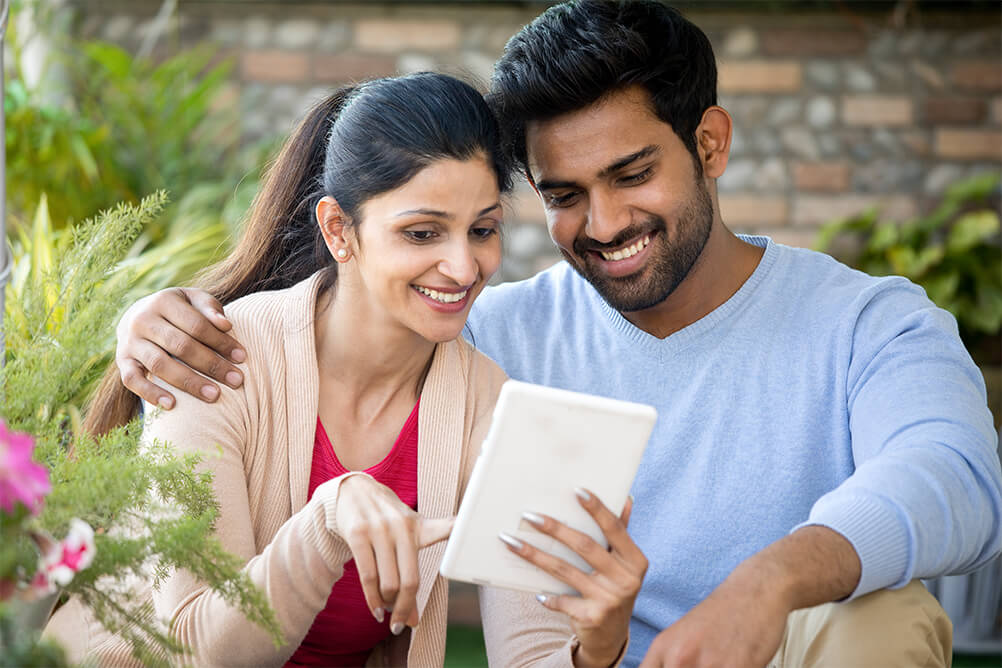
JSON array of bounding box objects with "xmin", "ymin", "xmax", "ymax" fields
[
  {"xmin": 620, "ymin": 168, "xmax": 652, "ymax": 185},
  {"xmin": 547, "ymin": 192, "xmax": 579, "ymax": 208},
  {"xmin": 405, "ymin": 230, "xmax": 436, "ymax": 242}
]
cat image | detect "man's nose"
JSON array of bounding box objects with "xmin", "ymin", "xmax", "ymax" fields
[{"xmin": 585, "ymin": 189, "xmax": 629, "ymax": 244}]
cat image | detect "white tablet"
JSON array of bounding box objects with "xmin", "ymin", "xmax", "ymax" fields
[{"xmin": 439, "ymin": 380, "xmax": 657, "ymax": 596}]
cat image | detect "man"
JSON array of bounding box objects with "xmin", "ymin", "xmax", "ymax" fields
[{"xmin": 114, "ymin": 2, "xmax": 1001, "ymax": 666}]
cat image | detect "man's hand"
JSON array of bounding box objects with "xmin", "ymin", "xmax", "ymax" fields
[
  {"xmin": 640, "ymin": 526, "xmax": 861, "ymax": 668},
  {"xmin": 116, "ymin": 288, "xmax": 247, "ymax": 408},
  {"xmin": 639, "ymin": 565, "xmax": 788, "ymax": 668}
]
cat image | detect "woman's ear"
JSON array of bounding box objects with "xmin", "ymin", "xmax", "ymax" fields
[
  {"xmin": 316, "ymin": 196, "xmax": 353, "ymax": 262},
  {"xmin": 695, "ymin": 106, "xmax": 733, "ymax": 180}
]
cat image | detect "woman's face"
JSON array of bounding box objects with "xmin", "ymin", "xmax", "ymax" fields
[{"xmin": 342, "ymin": 155, "xmax": 503, "ymax": 343}]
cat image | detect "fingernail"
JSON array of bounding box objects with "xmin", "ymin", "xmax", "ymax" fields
[
  {"xmin": 225, "ymin": 371, "xmax": 243, "ymax": 387},
  {"xmin": 575, "ymin": 487, "xmax": 592, "ymax": 502},
  {"xmin": 373, "ymin": 607, "xmax": 384, "ymax": 623},
  {"xmin": 536, "ymin": 594, "xmax": 548, "ymax": 605},
  {"xmin": 158, "ymin": 396, "xmax": 174, "ymax": 409},
  {"xmin": 391, "ymin": 622, "xmax": 404, "ymax": 636},
  {"xmin": 628, "ymin": 494, "xmax": 635, "ymax": 504},
  {"xmin": 230, "ymin": 348, "xmax": 246, "ymax": 363},
  {"xmin": 521, "ymin": 511, "xmax": 544, "ymax": 526},
  {"xmin": 201, "ymin": 385, "xmax": 219, "ymax": 400},
  {"xmin": 498, "ymin": 532, "xmax": 524, "ymax": 550}
]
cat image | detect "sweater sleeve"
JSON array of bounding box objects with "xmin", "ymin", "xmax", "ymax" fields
[
  {"xmin": 142, "ymin": 387, "xmax": 359, "ymax": 667},
  {"xmin": 797, "ymin": 280, "xmax": 1002, "ymax": 599}
]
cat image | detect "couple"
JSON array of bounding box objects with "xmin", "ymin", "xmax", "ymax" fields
[{"xmin": 83, "ymin": 1, "xmax": 1001, "ymax": 667}]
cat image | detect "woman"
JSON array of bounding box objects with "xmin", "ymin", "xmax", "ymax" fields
[{"xmin": 60, "ymin": 73, "xmax": 646, "ymax": 667}]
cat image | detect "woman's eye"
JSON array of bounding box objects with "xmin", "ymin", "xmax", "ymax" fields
[
  {"xmin": 405, "ymin": 230, "xmax": 436, "ymax": 242},
  {"xmin": 470, "ymin": 225, "xmax": 498, "ymax": 240},
  {"xmin": 620, "ymin": 168, "xmax": 652, "ymax": 185}
]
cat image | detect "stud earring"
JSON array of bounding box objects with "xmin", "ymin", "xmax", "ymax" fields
[{"xmin": 336, "ymin": 249, "xmax": 348, "ymax": 260}]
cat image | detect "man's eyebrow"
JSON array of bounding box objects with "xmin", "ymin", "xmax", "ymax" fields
[
  {"xmin": 597, "ymin": 145, "xmax": 661, "ymax": 178},
  {"xmin": 534, "ymin": 145, "xmax": 662, "ymax": 192}
]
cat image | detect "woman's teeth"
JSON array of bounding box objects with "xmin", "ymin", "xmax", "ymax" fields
[
  {"xmin": 600, "ymin": 235, "xmax": 651, "ymax": 261},
  {"xmin": 414, "ymin": 286, "xmax": 468, "ymax": 303}
]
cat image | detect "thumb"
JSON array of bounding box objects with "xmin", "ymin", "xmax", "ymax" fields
[
  {"xmin": 417, "ymin": 516, "xmax": 455, "ymax": 548},
  {"xmin": 620, "ymin": 495, "xmax": 634, "ymax": 527}
]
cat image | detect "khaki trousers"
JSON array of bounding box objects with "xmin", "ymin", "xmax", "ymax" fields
[{"xmin": 770, "ymin": 581, "xmax": 953, "ymax": 668}]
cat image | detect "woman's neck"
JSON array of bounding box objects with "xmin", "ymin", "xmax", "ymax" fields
[{"xmin": 314, "ymin": 279, "xmax": 436, "ymax": 410}]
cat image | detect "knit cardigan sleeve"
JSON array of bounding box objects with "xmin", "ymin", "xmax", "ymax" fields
[{"xmin": 142, "ymin": 382, "xmax": 359, "ymax": 667}]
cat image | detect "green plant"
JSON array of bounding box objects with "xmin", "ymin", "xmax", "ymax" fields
[
  {"xmin": 1, "ymin": 193, "xmax": 282, "ymax": 665},
  {"xmin": 816, "ymin": 172, "xmax": 1002, "ymax": 354}
]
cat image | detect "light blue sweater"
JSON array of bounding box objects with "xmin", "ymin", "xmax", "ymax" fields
[{"xmin": 465, "ymin": 236, "xmax": 1001, "ymax": 665}]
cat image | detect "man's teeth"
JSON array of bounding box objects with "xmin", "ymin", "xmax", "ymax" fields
[
  {"xmin": 600, "ymin": 235, "xmax": 651, "ymax": 261},
  {"xmin": 415, "ymin": 286, "xmax": 468, "ymax": 303}
]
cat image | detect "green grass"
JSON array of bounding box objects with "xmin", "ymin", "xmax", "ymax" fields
[
  {"xmin": 445, "ymin": 624, "xmax": 1000, "ymax": 668},
  {"xmin": 954, "ymin": 654, "xmax": 1002, "ymax": 667},
  {"xmin": 444, "ymin": 625, "xmax": 488, "ymax": 668}
]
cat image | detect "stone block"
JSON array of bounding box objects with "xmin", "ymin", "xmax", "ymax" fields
[
  {"xmin": 244, "ymin": 16, "xmax": 272, "ymax": 49},
  {"xmin": 242, "ymin": 50, "xmax": 310, "ymax": 83},
  {"xmin": 718, "ymin": 195, "xmax": 788, "ymax": 227},
  {"xmin": 722, "ymin": 27, "xmax": 758, "ymax": 57},
  {"xmin": 923, "ymin": 97, "xmax": 987, "ymax": 124},
  {"xmin": 912, "ymin": 61, "xmax": 945, "ymax": 90},
  {"xmin": 780, "ymin": 127, "xmax": 821, "ymax": 161},
  {"xmin": 843, "ymin": 96, "xmax": 913, "ymax": 126},
  {"xmin": 992, "ymin": 97, "xmax": 1002, "ymax": 125},
  {"xmin": 806, "ymin": 96, "xmax": 836, "ymax": 128},
  {"xmin": 274, "ymin": 19, "xmax": 319, "ymax": 50},
  {"xmin": 313, "ymin": 54, "xmax": 397, "ymax": 83},
  {"xmin": 316, "ymin": 22, "xmax": 352, "ymax": 53},
  {"xmin": 952, "ymin": 61, "xmax": 1002, "ymax": 91},
  {"xmin": 794, "ymin": 162, "xmax": 850, "ymax": 192},
  {"xmin": 845, "ymin": 64, "xmax": 877, "ymax": 92},
  {"xmin": 805, "ymin": 61, "xmax": 840, "ymax": 90},
  {"xmin": 792, "ymin": 195, "xmax": 916, "ymax": 227},
  {"xmin": 718, "ymin": 61, "xmax": 801, "ymax": 93},
  {"xmin": 355, "ymin": 19, "xmax": 462, "ymax": 52},
  {"xmin": 761, "ymin": 29, "xmax": 867, "ymax": 57},
  {"xmin": 934, "ymin": 129, "xmax": 1002, "ymax": 160}
]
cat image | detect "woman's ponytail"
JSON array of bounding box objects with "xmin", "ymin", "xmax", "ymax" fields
[{"xmin": 83, "ymin": 87, "xmax": 355, "ymax": 435}]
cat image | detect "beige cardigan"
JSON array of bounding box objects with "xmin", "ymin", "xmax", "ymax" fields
[{"xmin": 46, "ymin": 272, "xmax": 589, "ymax": 667}]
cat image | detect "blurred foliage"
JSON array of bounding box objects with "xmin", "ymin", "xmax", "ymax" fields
[
  {"xmin": 1, "ymin": 193, "xmax": 282, "ymax": 665},
  {"xmin": 816, "ymin": 173, "xmax": 1002, "ymax": 354},
  {"xmin": 5, "ymin": 0, "xmax": 264, "ymax": 289}
]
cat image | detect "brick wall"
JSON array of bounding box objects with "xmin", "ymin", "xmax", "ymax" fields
[{"xmin": 72, "ymin": 2, "xmax": 1001, "ymax": 283}]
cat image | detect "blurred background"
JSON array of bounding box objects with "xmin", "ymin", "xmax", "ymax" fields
[{"xmin": 4, "ymin": 1, "xmax": 1000, "ymax": 665}]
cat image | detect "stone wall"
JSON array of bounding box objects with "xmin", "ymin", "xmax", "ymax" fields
[{"xmin": 71, "ymin": 1, "xmax": 1001, "ymax": 283}]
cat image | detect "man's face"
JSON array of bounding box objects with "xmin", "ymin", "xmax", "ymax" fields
[{"xmin": 525, "ymin": 86, "xmax": 714, "ymax": 312}]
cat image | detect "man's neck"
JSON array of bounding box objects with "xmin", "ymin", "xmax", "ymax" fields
[{"xmin": 621, "ymin": 225, "xmax": 765, "ymax": 339}]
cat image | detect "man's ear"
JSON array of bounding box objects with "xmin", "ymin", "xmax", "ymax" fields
[
  {"xmin": 316, "ymin": 196, "xmax": 353, "ymax": 262},
  {"xmin": 695, "ymin": 106, "xmax": 733, "ymax": 180}
]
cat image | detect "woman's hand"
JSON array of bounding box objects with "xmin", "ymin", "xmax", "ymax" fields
[
  {"xmin": 499, "ymin": 489, "xmax": 647, "ymax": 668},
  {"xmin": 332, "ymin": 474, "xmax": 454, "ymax": 634},
  {"xmin": 116, "ymin": 288, "xmax": 247, "ymax": 408}
]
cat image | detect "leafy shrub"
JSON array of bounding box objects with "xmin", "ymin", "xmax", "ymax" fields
[{"xmin": 816, "ymin": 172, "xmax": 1002, "ymax": 356}]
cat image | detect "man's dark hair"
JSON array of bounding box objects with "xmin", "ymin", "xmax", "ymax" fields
[{"xmin": 488, "ymin": 0, "xmax": 717, "ymax": 174}]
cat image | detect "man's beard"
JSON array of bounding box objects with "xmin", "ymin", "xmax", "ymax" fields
[{"xmin": 564, "ymin": 178, "xmax": 715, "ymax": 313}]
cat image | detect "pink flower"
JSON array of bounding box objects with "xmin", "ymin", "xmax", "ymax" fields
[
  {"xmin": 0, "ymin": 420, "xmax": 50, "ymax": 515},
  {"xmin": 35, "ymin": 519, "xmax": 96, "ymax": 592}
]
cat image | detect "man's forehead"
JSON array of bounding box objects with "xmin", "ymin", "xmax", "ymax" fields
[{"xmin": 524, "ymin": 88, "xmax": 674, "ymax": 179}]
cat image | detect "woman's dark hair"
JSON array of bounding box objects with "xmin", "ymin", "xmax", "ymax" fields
[
  {"xmin": 85, "ymin": 72, "xmax": 511, "ymax": 435},
  {"xmin": 488, "ymin": 0, "xmax": 717, "ymax": 175}
]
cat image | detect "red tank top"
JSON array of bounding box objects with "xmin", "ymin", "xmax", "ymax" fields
[{"xmin": 285, "ymin": 401, "xmax": 419, "ymax": 667}]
